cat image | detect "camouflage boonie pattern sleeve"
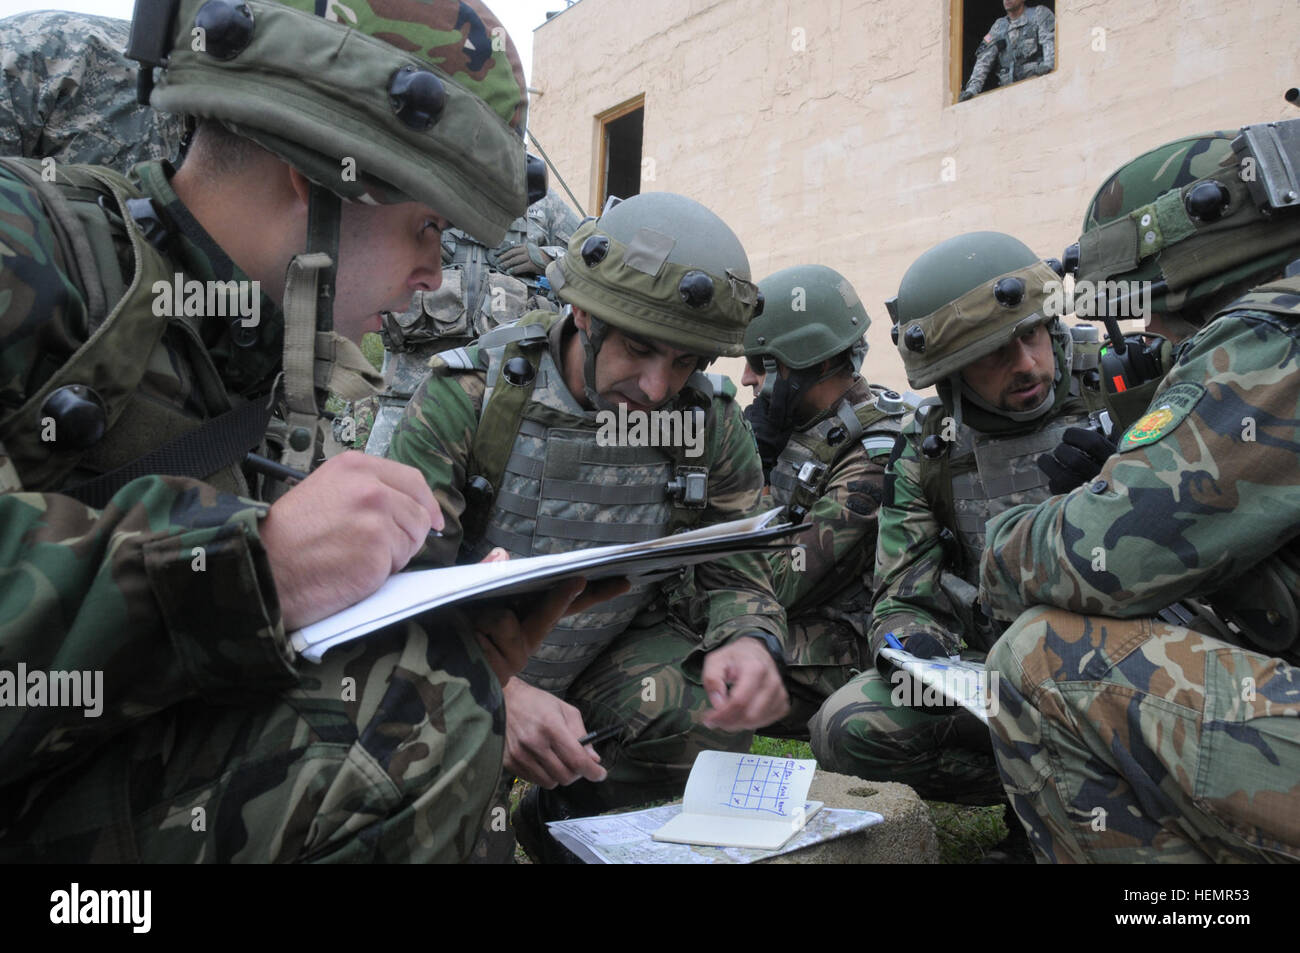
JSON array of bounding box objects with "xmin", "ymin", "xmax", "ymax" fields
[
  {"xmin": 980, "ymin": 310, "xmax": 1300, "ymax": 623},
  {"xmin": 536, "ymin": 189, "xmax": 580, "ymax": 251},
  {"xmin": 962, "ymin": 18, "xmax": 1005, "ymax": 96},
  {"xmin": 767, "ymin": 444, "xmax": 883, "ymax": 613},
  {"xmin": 385, "ymin": 358, "xmax": 486, "ymax": 567},
  {"xmin": 1030, "ymin": 6, "xmax": 1056, "ymax": 76},
  {"xmin": 685, "ymin": 395, "xmax": 786, "ymax": 653},
  {"xmin": 0, "ymin": 12, "xmax": 184, "ymax": 168},
  {"xmin": 0, "ymin": 170, "xmax": 295, "ymax": 790},
  {"xmin": 868, "ymin": 431, "xmax": 965, "ymax": 657}
]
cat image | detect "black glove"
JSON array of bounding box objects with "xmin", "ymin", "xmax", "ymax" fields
[
  {"xmin": 744, "ymin": 395, "xmax": 793, "ymax": 480},
  {"xmin": 1037, "ymin": 426, "xmax": 1118, "ymax": 495}
]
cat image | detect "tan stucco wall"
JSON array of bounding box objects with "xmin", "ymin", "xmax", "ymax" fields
[{"xmin": 530, "ymin": 0, "xmax": 1300, "ymax": 397}]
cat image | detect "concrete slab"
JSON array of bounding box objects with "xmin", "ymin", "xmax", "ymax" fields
[{"xmin": 759, "ymin": 772, "xmax": 939, "ymax": 864}]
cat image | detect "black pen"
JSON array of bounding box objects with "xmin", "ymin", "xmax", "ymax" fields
[
  {"xmin": 577, "ymin": 724, "xmax": 623, "ymax": 747},
  {"xmin": 243, "ymin": 452, "xmax": 445, "ymax": 540}
]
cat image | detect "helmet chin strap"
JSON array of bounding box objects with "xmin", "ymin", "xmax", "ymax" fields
[
  {"xmin": 768, "ymin": 359, "xmax": 846, "ymax": 431},
  {"xmin": 577, "ymin": 314, "xmax": 619, "ymax": 413},
  {"xmin": 949, "ymin": 320, "xmax": 1068, "ymax": 427},
  {"xmin": 956, "ymin": 375, "xmax": 1055, "ymax": 423},
  {"xmin": 279, "ymin": 185, "xmax": 382, "ymax": 472}
]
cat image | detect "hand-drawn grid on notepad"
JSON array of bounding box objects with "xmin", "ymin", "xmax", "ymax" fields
[{"xmin": 723, "ymin": 756, "xmax": 808, "ymax": 816}]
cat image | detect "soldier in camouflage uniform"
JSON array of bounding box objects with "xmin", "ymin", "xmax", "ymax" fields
[
  {"xmin": 810, "ymin": 232, "xmax": 1096, "ymax": 807},
  {"xmin": 740, "ymin": 265, "xmax": 911, "ymax": 739},
  {"xmin": 360, "ymin": 188, "xmax": 580, "ymax": 455},
  {"xmin": 0, "ymin": 0, "xmax": 604, "ymax": 862},
  {"xmin": 980, "ymin": 125, "xmax": 1300, "ymax": 863},
  {"xmin": 388, "ymin": 191, "xmax": 789, "ymax": 860},
  {"xmin": 959, "ymin": 1, "xmax": 1055, "ymax": 101},
  {"xmin": 0, "ymin": 11, "xmax": 184, "ymax": 169}
]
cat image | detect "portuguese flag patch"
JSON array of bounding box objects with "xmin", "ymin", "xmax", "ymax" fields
[{"xmin": 1118, "ymin": 382, "xmax": 1206, "ymax": 452}]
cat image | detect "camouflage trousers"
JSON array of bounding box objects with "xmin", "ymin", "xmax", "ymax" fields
[
  {"xmin": 987, "ymin": 606, "xmax": 1300, "ymax": 863},
  {"xmin": 476, "ymin": 616, "xmax": 753, "ymax": 859},
  {"xmin": 0, "ymin": 614, "xmax": 503, "ymax": 862},
  {"xmin": 758, "ymin": 614, "xmax": 869, "ymax": 741},
  {"xmin": 807, "ymin": 668, "xmax": 1005, "ymax": 806}
]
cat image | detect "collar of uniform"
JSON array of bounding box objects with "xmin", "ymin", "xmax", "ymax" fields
[{"xmin": 131, "ymin": 160, "xmax": 284, "ymax": 395}]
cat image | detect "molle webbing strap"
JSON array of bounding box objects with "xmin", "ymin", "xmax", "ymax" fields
[
  {"xmin": 462, "ymin": 316, "xmax": 553, "ymax": 543},
  {"xmin": 58, "ymin": 396, "xmax": 273, "ymax": 509}
]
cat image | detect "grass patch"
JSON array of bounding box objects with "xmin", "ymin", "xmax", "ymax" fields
[
  {"xmin": 748, "ymin": 735, "xmax": 814, "ymax": 760},
  {"xmin": 926, "ymin": 801, "xmax": 1010, "ymax": 863}
]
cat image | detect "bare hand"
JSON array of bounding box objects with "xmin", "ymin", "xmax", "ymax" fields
[
  {"xmin": 701, "ymin": 637, "xmax": 790, "ymax": 731},
  {"xmin": 262, "ymin": 451, "xmax": 443, "ymax": 631},
  {"xmin": 503, "ymin": 677, "xmax": 607, "ymax": 788},
  {"xmin": 471, "ymin": 565, "xmax": 631, "ymax": 689}
]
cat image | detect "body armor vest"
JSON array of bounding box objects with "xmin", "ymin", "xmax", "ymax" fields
[
  {"xmin": 769, "ymin": 384, "xmax": 908, "ymax": 622},
  {"xmin": 443, "ymin": 321, "xmax": 725, "ymax": 693},
  {"xmin": 0, "ymin": 159, "xmax": 255, "ymax": 499},
  {"xmin": 769, "ymin": 385, "xmax": 907, "ymax": 508},
  {"xmin": 920, "ymin": 400, "xmax": 1091, "ymax": 580}
]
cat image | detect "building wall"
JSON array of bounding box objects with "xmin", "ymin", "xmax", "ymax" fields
[{"xmin": 530, "ymin": 0, "xmax": 1300, "ymax": 396}]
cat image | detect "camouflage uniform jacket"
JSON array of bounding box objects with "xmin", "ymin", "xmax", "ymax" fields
[
  {"xmin": 980, "ymin": 280, "xmax": 1300, "ymax": 666},
  {"xmin": 389, "ymin": 313, "xmax": 786, "ymax": 668},
  {"xmin": 0, "ymin": 159, "xmax": 298, "ymax": 793},
  {"xmin": 767, "ymin": 379, "xmax": 897, "ymax": 662},
  {"xmin": 870, "ymin": 390, "xmax": 1091, "ymax": 659},
  {"xmin": 963, "ymin": 4, "xmax": 1055, "ymax": 96},
  {"xmin": 0, "ymin": 12, "xmax": 184, "ymax": 168}
]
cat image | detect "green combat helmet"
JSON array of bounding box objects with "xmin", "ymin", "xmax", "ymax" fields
[
  {"xmin": 891, "ymin": 231, "xmax": 1069, "ymax": 428},
  {"xmin": 546, "ymin": 191, "xmax": 761, "ymax": 411},
  {"xmin": 1073, "ymin": 127, "xmax": 1300, "ymax": 322},
  {"xmin": 1068, "ymin": 124, "xmax": 1300, "ymax": 426},
  {"xmin": 125, "ymin": 0, "xmax": 533, "ymax": 469},
  {"xmin": 744, "ymin": 263, "xmax": 868, "ymax": 428}
]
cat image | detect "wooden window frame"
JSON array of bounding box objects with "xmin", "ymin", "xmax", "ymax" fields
[{"xmin": 594, "ymin": 94, "xmax": 645, "ymax": 212}]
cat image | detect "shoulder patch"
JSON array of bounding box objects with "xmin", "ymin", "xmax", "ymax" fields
[{"xmin": 1117, "ymin": 382, "xmax": 1206, "ymax": 451}]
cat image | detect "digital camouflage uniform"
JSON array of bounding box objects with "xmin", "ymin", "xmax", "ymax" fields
[
  {"xmin": 0, "ymin": 0, "xmax": 533, "ymax": 862},
  {"xmin": 962, "ymin": 4, "xmax": 1055, "ymax": 98},
  {"xmin": 980, "ymin": 126, "xmax": 1300, "ymax": 863},
  {"xmin": 0, "ymin": 12, "xmax": 185, "ymax": 169},
  {"xmin": 812, "ymin": 234, "xmax": 1093, "ymax": 805},
  {"xmin": 739, "ymin": 264, "xmax": 908, "ymax": 739},
  {"xmin": 388, "ymin": 195, "xmax": 783, "ymax": 847},
  {"xmin": 358, "ymin": 188, "xmax": 580, "ymax": 456}
]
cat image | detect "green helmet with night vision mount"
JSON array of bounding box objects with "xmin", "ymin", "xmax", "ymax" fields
[
  {"xmin": 891, "ymin": 231, "xmax": 1070, "ymax": 428},
  {"xmin": 546, "ymin": 191, "xmax": 761, "ymax": 411},
  {"xmin": 745, "ymin": 264, "xmax": 869, "ymax": 421},
  {"xmin": 1070, "ymin": 122, "xmax": 1300, "ymax": 323}
]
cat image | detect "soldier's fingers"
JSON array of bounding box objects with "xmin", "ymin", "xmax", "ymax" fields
[
  {"xmin": 552, "ymin": 706, "xmax": 606, "ymax": 783},
  {"xmin": 345, "ymin": 453, "xmax": 444, "ymax": 532},
  {"xmin": 566, "ymin": 576, "xmax": 631, "ymax": 616},
  {"xmin": 505, "ymin": 745, "xmax": 562, "ymax": 790},
  {"xmin": 519, "ymin": 577, "xmax": 588, "ymax": 646}
]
